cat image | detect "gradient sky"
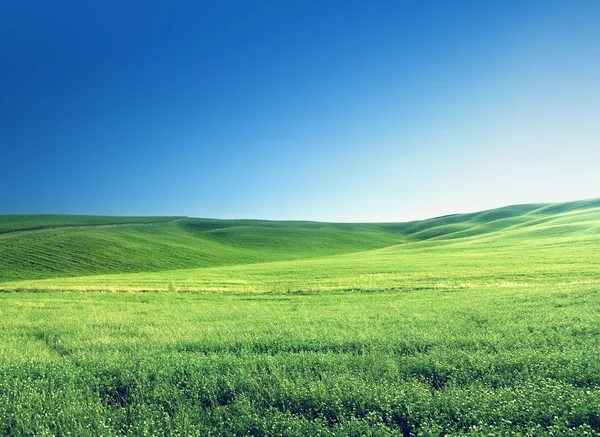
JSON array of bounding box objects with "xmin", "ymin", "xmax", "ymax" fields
[{"xmin": 2, "ymin": 1, "xmax": 599, "ymax": 221}]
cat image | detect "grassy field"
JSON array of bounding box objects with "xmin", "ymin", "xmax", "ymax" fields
[
  {"xmin": 0, "ymin": 215, "xmax": 181, "ymax": 234},
  {"xmin": 0, "ymin": 200, "xmax": 599, "ymax": 435},
  {"xmin": 0, "ymin": 217, "xmax": 406, "ymax": 283}
]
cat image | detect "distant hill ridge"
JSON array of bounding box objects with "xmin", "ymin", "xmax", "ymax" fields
[
  {"xmin": 1, "ymin": 198, "xmax": 599, "ymax": 284},
  {"xmin": 0, "ymin": 215, "xmax": 183, "ymax": 234}
]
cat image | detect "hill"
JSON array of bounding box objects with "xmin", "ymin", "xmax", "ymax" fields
[
  {"xmin": 1, "ymin": 198, "xmax": 599, "ymax": 291},
  {"xmin": 0, "ymin": 214, "xmax": 181, "ymax": 234},
  {"xmin": 2, "ymin": 200, "xmax": 600, "ymax": 435},
  {"xmin": 0, "ymin": 216, "xmax": 404, "ymax": 283}
]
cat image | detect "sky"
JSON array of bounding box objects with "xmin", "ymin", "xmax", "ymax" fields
[{"xmin": 2, "ymin": 0, "xmax": 599, "ymax": 222}]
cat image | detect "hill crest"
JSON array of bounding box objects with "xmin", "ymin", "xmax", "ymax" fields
[{"xmin": 1, "ymin": 198, "xmax": 599, "ymax": 286}]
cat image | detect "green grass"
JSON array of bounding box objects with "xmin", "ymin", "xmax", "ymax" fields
[
  {"xmin": 3, "ymin": 200, "xmax": 600, "ymax": 292},
  {"xmin": 0, "ymin": 218, "xmax": 407, "ymax": 283},
  {"xmin": 1, "ymin": 200, "xmax": 599, "ymax": 435},
  {"xmin": 0, "ymin": 214, "xmax": 181, "ymax": 234},
  {"xmin": 2, "ymin": 199, "xmax": 600, "ymax": 288},
  {"xmin": 0, "ymin": 287, "xmax": 598, "ymax": 435}
]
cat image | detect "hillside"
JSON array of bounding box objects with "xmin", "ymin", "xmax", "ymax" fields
[
  {"xmin": 0, "ymin": 216, "xmax": 404, "ymax": 283},
  {"xmin": 2, "ymin": 200, "xmax": 600, "ymax": 436},
  {"xmin": 0, "ymin": 215, "xmax": 181, "ymax": 234},
  {"xmin": 1, "ymin": 198, "xmax": 600, "ymax": 291}
]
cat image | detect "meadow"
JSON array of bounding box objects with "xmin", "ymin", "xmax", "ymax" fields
[{"xmin": 0, "ymin": 200, "xmax": 599, "ymax": 435}]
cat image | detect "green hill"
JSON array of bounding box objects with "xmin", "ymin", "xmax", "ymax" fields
[
  {"xmin": 0, "ymin": 214, "xmax": 181, "ymax": 234},
  {"xmin": 0, "ymin": 216, "xmax": 404, "ymax": 283},
  {"xmin": 1, "ymin": 199, "xmax": 599, "ymax": 291},
  {"xmin": 2, "ymin": 200, "xmax": 600, "ymax": 435}
]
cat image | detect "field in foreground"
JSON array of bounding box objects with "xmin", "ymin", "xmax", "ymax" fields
[
  {"xmin": 1, "ymin": 287, "xmax": 599, "ymax": 436},
  {"xmin": 0, "ymin": 200, "xmax": 599, "ymax": 435}
]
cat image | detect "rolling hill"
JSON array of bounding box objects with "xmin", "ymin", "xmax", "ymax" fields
[
  {"xmin": 1, "ymin": 198, "xmax": 599, "ymax": 291},
  {"xmin": 2, "ymin": 200, "xmax": 600, "ymax": 436}
]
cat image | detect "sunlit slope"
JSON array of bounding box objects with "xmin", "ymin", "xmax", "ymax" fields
[
  {"xmin": 0, "ymin": 218, "xmax": 405, "ymax": 282},
  {"xmin": 3, "ymin": 199, "xmax": 600, "ymax": 292},
  {"xmin": 398, "ymin": 198, "xmax": 600, "ymax": 242}
]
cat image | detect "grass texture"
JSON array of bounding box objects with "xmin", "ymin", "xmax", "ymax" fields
[{"xmin": 0, "ymin": 199, "xmax": 599, "ymax": 435}]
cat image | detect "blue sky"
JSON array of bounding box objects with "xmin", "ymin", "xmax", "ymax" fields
[{"xmin": 2, "ymin": 0, "xmax": 599, "ymax": 221}]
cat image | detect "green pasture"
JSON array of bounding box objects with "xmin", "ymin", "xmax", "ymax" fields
[
  {"xmin": 0, "ymin": 200, "xmax": 599, "ymax": 435},
  {"xmin": 3, "ymin": 200, "xmax": 600, "ymax": 293},
  {"xmin": 0, "ymin": 286, "xmax": 598, "ymax": 436}
]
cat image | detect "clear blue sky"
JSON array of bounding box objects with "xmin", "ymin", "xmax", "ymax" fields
[{"xmin": 2, "ymin": 1, "xmax": 599, "ymax": 221}]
